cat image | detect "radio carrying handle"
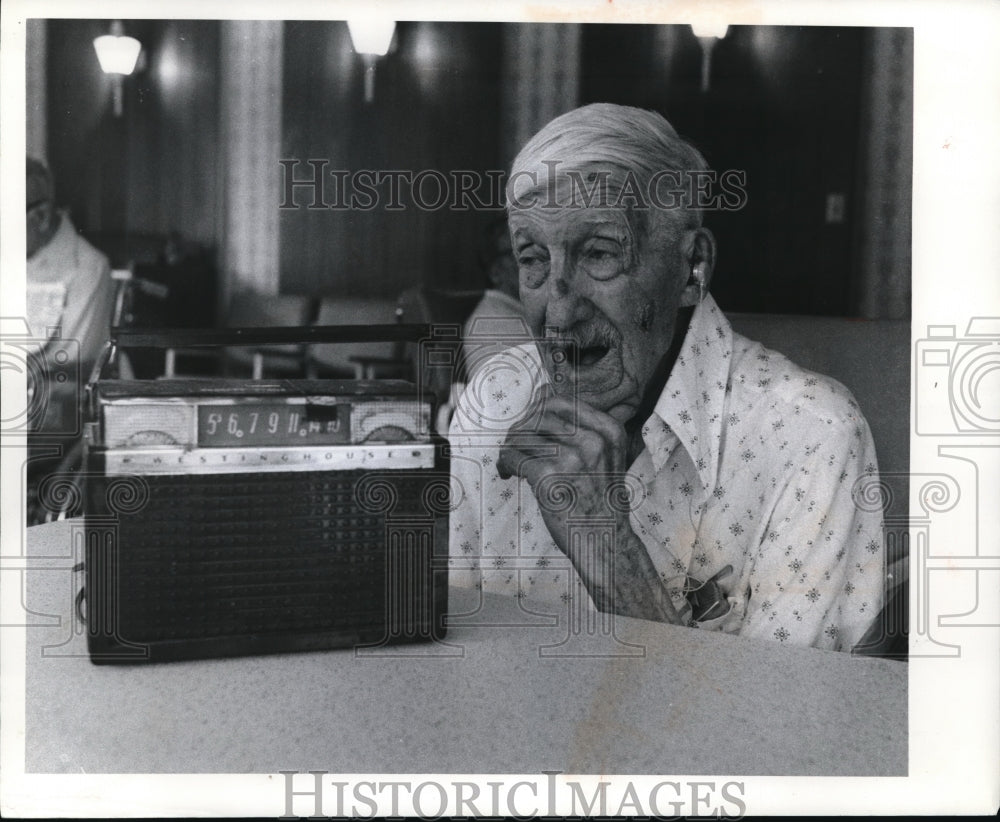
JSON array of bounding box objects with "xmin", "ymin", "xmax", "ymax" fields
[
  {"xmin": 109, "ymin": 323, "xmax": 434, "ymax": 349},
  {"xmin": 88, "ymin": 323, "xmax": 440, "ymax": 417}
]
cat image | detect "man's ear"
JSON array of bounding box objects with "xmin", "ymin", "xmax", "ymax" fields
[{"xmin": 678, "ymin": 227, "xmax": 716, "ymax": 308}]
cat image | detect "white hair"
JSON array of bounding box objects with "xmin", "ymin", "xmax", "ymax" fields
[{"xmin": 506, "ymin": 103, "xmax": 709, "ymax": 232}]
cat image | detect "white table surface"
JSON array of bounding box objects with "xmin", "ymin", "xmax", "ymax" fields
[{"xmin": 23, "ymin": 519, "xmax": 906, "ymax": 775}]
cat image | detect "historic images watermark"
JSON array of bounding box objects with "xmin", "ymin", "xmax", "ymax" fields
[
  {"xmin": 278, "ymin": 771, "xmax": 747, "ymax": 818},
  {"xmin": 278, "ymin": 159, "xmax": 749, "ymax": 213},
  {"xmin": 0, "ymin": 318, "xmax": 88, "ymax": 651},
  {"xmin": 1, "ymin": 315, "xmax": 87, "ymax": 528},
  {"xmin": 0, "ymin": 317, "xmax": 81, "ymax": 438},
  {"xmin": 906, "ymin": 318, "xmax": 1000, "ymax": 654},
  {"xmin": 915, "ymin": 318, "xmax": 1000, "ymax": 436}
]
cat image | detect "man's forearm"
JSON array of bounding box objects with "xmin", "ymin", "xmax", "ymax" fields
[{"xmin": 565, "ymin": 524, "xmax": 685, "ymax": 625}]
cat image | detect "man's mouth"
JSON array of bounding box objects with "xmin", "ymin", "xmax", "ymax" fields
[
  {"xmin": 540, "ymin": 328, "xmax": 638, "ymax": 418},
  {"xmin": 546, "ymin": 325, "xmax": 617, "ymax": 372},
  {"xmin": 577, "ymin": 343, "xmax": 611, "ymax": 368}
]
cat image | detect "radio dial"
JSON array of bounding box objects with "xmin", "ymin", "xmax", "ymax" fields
[
  {"xmin": 361, "ymin": 424, "xmax": 414, "ymax": 442},
  {"xmin": 125, "ymin": 430, "xmax": 180, "ymax": 446}
]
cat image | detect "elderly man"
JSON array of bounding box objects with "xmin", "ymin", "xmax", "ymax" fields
[
  {"xmin": 26, "ymin": 157, "xmax": 115, "ymax": 399},
  {"xmin": 448, "ymin": 104, "xmax": 884, "ymax": 652},
  {"xmin": 24, "ymin": 158, "xmax": 115, "ymax": 522}
]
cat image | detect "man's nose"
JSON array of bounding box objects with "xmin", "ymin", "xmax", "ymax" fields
[{"xmin": 545, "ymin": 256, "xmax": 593, "ymax": 328}]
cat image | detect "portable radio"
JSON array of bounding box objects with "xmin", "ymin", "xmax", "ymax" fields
[{"xmin": 82, "ymin": 325, "xmax": 450, "ymax": 663}]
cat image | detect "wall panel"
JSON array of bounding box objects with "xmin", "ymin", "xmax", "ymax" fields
[
  {"xmin": 46, "ymin": 19, "xmax": 220, "ymax": 248},
  {"xmin": 280, "ymin": 21, "xmax": 503, "ymax": 298}
]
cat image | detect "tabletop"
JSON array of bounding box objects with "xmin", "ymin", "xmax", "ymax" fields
[{"xmin": 22, "ymin": 519, "xmax": 906, "ymax": 776}]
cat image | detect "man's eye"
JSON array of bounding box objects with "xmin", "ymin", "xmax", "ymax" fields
[
  {"xmin": 581, "ymin": 242, "xmax": 624, "ymax": 280},
  {"xmin": 517, "ymin": 252, "xmax": 549, "ymax": 289},
  {"xmin": 587, "ymin": 249, "xmax": 613, "ymax": 260}
]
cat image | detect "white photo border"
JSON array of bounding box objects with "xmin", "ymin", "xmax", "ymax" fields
[{"xmin": 2, "ymin": 0, "xmax": 998, "ymax": 816}]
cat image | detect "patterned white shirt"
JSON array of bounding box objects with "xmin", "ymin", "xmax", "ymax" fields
[{"xmin": 448, "ymin": 295, "xmax": 885, "ymax": 652}]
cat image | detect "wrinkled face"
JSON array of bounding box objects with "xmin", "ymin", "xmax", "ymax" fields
[
  {"xmin": 26, "ymin": 200, "xmax": 52, "ymax": 260},
  {"xmin": 510, "ymin": 192, "xmax": 690, "ymax": 424}
]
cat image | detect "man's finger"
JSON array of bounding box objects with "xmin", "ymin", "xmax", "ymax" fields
[
  {"xmin": 497, "ymin": 443, "xmax": 560, "ymax": 483},
  {"xmin": 530, "ymin": 386, "xmax": 626, "ymax": 433},
  {"xmin": 523, "ymin": 394, "xmax": 628, "ymax": 469},
  {"xmin": 516, "ymin": 392, "xmax": 622, "ymax": 440}
]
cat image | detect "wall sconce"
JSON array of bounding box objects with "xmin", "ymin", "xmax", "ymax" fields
[
  {"xmin": 94, "ymin": 20, "xmax": 142, "ymax": 116},
  {"xmin": 347, "ymin": 19, "xmax": 396, "ymax": 103},
  {"xmin": 690, "ymin": 21, "xmax": 729, "ymax": 93}
]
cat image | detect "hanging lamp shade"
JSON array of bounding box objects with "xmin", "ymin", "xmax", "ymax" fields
[
  {"xmin": 93, "ymin": 21, "xmax": 141, "ymax": 75},
  {"xmin": 346, "ymin": 19, "xmax": 395, "ymax": 56},
  {"xmin": 690, "ymin": 21, "xmax": 729, "ymax": 39}
]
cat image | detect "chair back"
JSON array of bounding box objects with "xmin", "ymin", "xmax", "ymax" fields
[
  {"xmin": 725, "ymin": 313, "xmax": 910, "ymax": 478},
  {"xmin": 222, "ymin": 291, "xmax": 316, "ymax": 377},
  {"xmin": 727, "ymin": 312, "xmax": 911, "ymax": 658},
  {"xmin": 396, "ymin": 286, "xmax": 486, "ymax": 400},
  {"xmin": 309, "ymin": 296, "xmax": 401, "ymax": 377},
  {"xmin": 227, "ymin": 291, "xmax": 315, "ymax": 329}
]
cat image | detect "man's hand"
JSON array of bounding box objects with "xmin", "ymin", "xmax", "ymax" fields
[{"xmin": 496, "ymin": 387, "xmax": 683, "ymax": 624}]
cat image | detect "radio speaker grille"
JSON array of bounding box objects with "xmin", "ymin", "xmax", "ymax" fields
[{"xmin": 85, "ymin": 469, "xmax": 448, "ymax": 662}]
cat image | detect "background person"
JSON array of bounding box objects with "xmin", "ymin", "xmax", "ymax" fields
[
  {"xmin": 25, "ymin": 157, "xmax": 115, "ymax": 523},
  {"xmin": 461, "ymin": 217, "xmax": 529, "ymax": 378},
  {"xmin": 26, "ymin": 156, "xmax": 115, "ymax": 418}
]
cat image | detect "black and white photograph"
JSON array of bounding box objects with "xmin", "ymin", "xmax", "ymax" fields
[{"xmin": 1, "ymin": 0, "xmax": 997, "ymax": 817}]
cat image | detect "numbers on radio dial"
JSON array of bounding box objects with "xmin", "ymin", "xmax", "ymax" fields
[
  {"xmin": 198, "ymin": 405, "xmax": 348, "ymax": 446},
  {"xmin": 205, "ymin": 411, "xmax": 278, "ymax": 439}
]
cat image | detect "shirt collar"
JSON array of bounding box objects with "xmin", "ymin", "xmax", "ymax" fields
[{"xmin": 642, "ymin": 294, "xmax": 733, "ymax": 495}]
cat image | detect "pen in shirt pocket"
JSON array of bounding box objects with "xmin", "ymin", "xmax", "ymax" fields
[{"xmin": 685, "ymin": 564, "xmax": 734, "ymax": 622}]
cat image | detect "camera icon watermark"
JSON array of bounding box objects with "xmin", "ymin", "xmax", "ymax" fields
[
  {"xmin": 915, "ymin": 317, "xmax": 1000, "ymax": 435},
  {"xmin": 0, "ymin": 317, "xmax": 82, "ymax": 437},
  {"xmin": 423, "ymin": 318, "xmax": 583, "ymax": 442}
]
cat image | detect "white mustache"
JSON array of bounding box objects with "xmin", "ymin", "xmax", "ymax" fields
[{"xmin": 542, "ymin": 322, "xmax": 618, "ymax": 354}]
